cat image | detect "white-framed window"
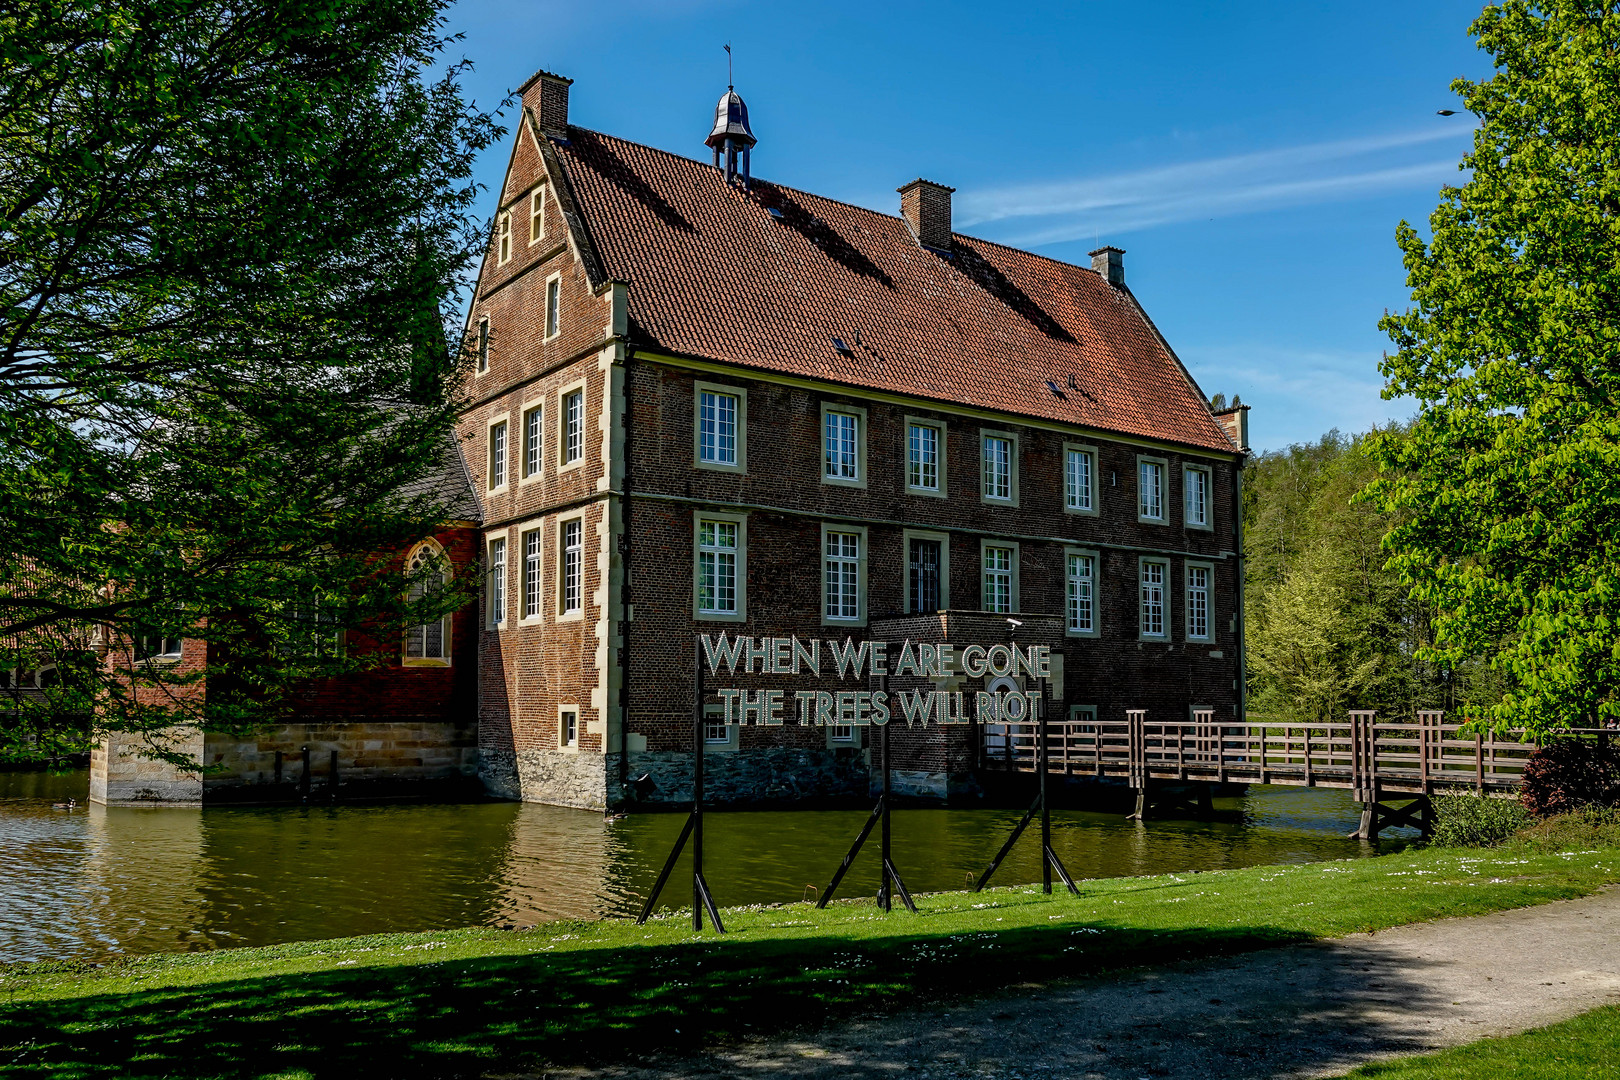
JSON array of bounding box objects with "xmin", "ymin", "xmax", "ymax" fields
[
  {"xmin": 1137, "ymin": 456, "xmax": 1167, "ymax": 522},
  {"xmin": 1184, "ymin": 464, "xmax": 1212, "ymax": 530},
  {"xmin": 560, "ymin": 518, "xmax": 582, "ymax": 615},
  {"xmin": 981, "ymin": 541, "xmax": 1017, "ymax": 614},
  {"xmin": 1065, "ymin": 549, "xmax": 1098, "ymax": 636},
  {"xmin": 906, "ymin": 419, "xmax": 944, "ymax": 495},
  {"xmin": 818, "ymin": 402, "xmax": 866, "ymax": 487},
  {"xmin": 522, "ymin": 404, "xmax": 543, "ymax": 478},
  {"xmin": 529, "ymin": 185, "xmax": 547, "ymax": 244},
  {"xmin": 1139, "ymin": 557, "xmax": 1168, "ymax": 639},
  {"xmin": 404, "ymin": 542, "xmax": 449, "ymax": 663},
  {"xmin": 487, "ymin": 536, "xmax": 507, "ymax": 629},
  {"xmin": 136, "ymin": 636, "xmax": 184, "ymax": 662},
  {"xmin": 1186, "ymin": 562, "xmax": 1212, "ymax": 641},
  {"xmin": 1064, "ymin": 444, "xmax": 1097, "ymax": 514},
  {"xmin": 829, "ymin": 720, "xmax": 855, "ymax": 745},
  {"xmin": 694, "ymin": 383, "xmax": 745, "ymax": 472},
  {"xmin": 561, "ymin": 387, "xmax": 584, "ymax": 466},
  {"xmin": 545, "ymin": 274, "xmax": 561, "ymax": 339},
  {"xmin": 497, "ymin": 211, "xmax": 512, "ymax": 264},
  {"xmin": 905, "ymin": 528, "xmax": 950, "ymax": 615},
  {"xmin": 822, "ymin": 526, "xmax": 866, "ymax": 624},
  {"xmin": 703, "ymin": 703, "xmax": 734, "ymax": 747},
  {"xmin": 476, "ymin": 317, "xmax": 490, "ymax": 374},
  {"xmin": 487, "ymin": 419, "xmax": 508, "ymax": 491},
  {"xmin": 980, "ymin": 430, "xmax": 1019, "ymax": 505},
  {"xmin": 695, "ymin": 515, "xmax": 744, "ymax": 620},
  {"xmin": 522, "ymin": 527, "xmax": 543, "ymax": 621},
  {"xmin": 559, "ymin": 706, "xmax": 579, "ymax": 748}
]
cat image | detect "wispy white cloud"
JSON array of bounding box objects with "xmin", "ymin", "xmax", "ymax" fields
[{"xmin": 956, "ymin": 127, "xmax": 1471, "ymax": 245}]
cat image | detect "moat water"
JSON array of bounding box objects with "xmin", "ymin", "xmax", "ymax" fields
[{"xmin": 0, "ymin": 770, "xmax": 1411, "ymax": 963}]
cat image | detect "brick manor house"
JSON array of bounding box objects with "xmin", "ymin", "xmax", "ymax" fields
[{"xmin": 89, "ymin": 69, "xmax": 1251, "ymax": 809}]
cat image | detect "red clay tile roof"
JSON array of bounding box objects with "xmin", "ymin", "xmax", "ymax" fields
[{"xmin": 552, "ymin": 129, "xmax": 1237, "ymax": 455}]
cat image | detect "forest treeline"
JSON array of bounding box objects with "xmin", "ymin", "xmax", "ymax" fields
[{"xmin": 1242, "ymin": 428, "xmax": 1498, "ymax": 725}]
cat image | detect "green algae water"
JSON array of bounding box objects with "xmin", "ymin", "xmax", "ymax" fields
[{"xmin": 0, "ymin": 770, "xmax": 1409, "ymax": 963}]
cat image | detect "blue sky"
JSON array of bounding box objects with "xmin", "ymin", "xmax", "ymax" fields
[{"xmin": 446, "ymin": 1, "xmax": 1492, "ymax": 453}]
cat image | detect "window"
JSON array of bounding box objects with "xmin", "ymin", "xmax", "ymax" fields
[
  {"xmin": 696, "ymin": 518, "xmax": 739, "ymax": 616},
  {"xmin": 823, "ymin": 409, "xmax": 860, "ymax": 482},
  {"xmin": 697, "ymin": 388, "xmax": 740, "ymax": 467},
  {"xmin": 529, "ymin": 186, "xmax": 546, "ymax": 244},
  {"xmin": 560, "ymin": 707, "xmax": 578, "ymax": 748},
  {"xmin": 560, "ymin": 519, "xmax": 582, "ymax": 615},
  {"xmin": 909, "ymin": 537, "xmax": 942, "ymax": 614},
  {"xmin": 404, "ymin": 545, "xmax": 448, "ymax": 662},
  {"xmin": 830, "ymin": 721, "xmax": 855, "ymax": 744},
  {"xmin": 1185, "ymin": 465, "xmax": 1212, "ymax": 529},
  {"xmin": 1186, "ymin": 563, "xmax": 1212, "ymax": 640},
  {"xmin": 1065, "ymin": 445, "xmax": 1096, "ymax": 513},
  {"xmin": 487, "ymin": 537, "xmax": 507, "ymax": 627},
  {"xmin": 476, "ymin": 317, "xmax": 489, "ymax": 373},
  {"xmin": 135, "ymin": 637, "xmax": 183, "ymax": 662},
  {"xmin": 823, "ymin": 529, "xmax": 862, "ymax": 622},
  {"xmin": 1138, "ymin": 457, "xmax": 1166, "ymax": 522},
  {"xmin": 907, "ymin": 421, "xmax": 942, "ymax": 493},
  {"xmin": 488, "ymin": 419, "xmax": 507, "ymax": 490},
  {"xmin": 1066, "ymin": 551, "xmax": 1097, "ymax": 636},
  {"xmin": 561, "ymin": 388, "xmax": 584, "ymax": 465},
  {"xmin": 980, "ymin": 431, "xmax": 1018, "ymax": 505},
  {"xmin": 522, "ymin": 528, "xmax": 542, "ymax": 620},
  {"xmin": 1140, "ymin": 558, "xmax": 1168, "ymax": 638},
  {"xmin": 545, "ymin": 275, "xmax": 561, "ymax": 339},
  {"xmin": 982, "ymin": 543, "xmax": 1015, "ymax": 614},
  {"xmin": 703, "ymin": 704, "xmax": 730, "ymax": 745},
  {"xmin": 522, "ymin": 405, "xmax": 543, "ymax": 478},
  {"xmin": 497, "ymin": 212, "xmax": 511, "ymax": 264}
]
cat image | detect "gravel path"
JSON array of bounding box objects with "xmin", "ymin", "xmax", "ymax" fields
[{"xmin": 551, "ymin": 886, "xmax": 1620, "ymax": 1080}]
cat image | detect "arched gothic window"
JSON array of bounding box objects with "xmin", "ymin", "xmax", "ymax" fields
[{"xmin": 404, "ymin": 543, "xmax": 450, "ymax": 663}]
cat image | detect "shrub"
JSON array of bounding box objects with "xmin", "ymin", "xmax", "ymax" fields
[
  {"xmin": 1430, "ymin": 794, "xmax": 1532, "ymax": 847},
  {"xmin": 1519, "ymin": 739, "xmax": 1620, "ymax": 817},
  {"xmin": 1508, "ymin": 805, "xmax": 1620, "ymax": 853}
]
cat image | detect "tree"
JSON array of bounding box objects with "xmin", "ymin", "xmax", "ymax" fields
[
  {"xmin": 0, "ymin": 0, "xmax": 502, "ymax": 762},
  {"xmin": 1367, "ymin": 1, "xmax": 1620, "ymax": 734}
]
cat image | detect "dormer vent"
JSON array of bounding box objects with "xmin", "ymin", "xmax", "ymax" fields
[{"xmin": 707, "ymin": 88, "xmax": 757, "ymax": 187}]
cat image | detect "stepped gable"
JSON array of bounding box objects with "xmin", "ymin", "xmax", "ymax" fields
[{"xmin": 551, "ymin": 127, "xmax": 1235, "ymax": 454}]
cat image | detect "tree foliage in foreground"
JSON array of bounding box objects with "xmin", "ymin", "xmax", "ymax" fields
[
  {"xmin": 0, "ymin": 0, "xmax": 502, "ymax": 762},
  {"xmin": 1367, "ymin": 1, "xmax": 1620, "ymax": 734}
]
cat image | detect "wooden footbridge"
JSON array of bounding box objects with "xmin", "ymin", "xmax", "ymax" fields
[{"xmin": 981, "ymin": 710, "xmax": 1612, "ymax": 840}]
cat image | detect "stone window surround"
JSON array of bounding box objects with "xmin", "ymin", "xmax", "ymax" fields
[
  {"xmin": 692, "ymin": 510, "xmax": 748, "ymax": 624},
  {"xmin": 556, "ymin": 514, "xmax": 585, "ymax": 622},
  {"xmin": 1138, "ymin": 554, "xmax": 1171, "ymax": 640},
  {"xmin": 979, "ymin": 537, "xmax": 1021, "ymax": 614},
  {"xmin": 902, "ymin": 527, "xmax": 952, "ymax": 615},
  {"xmin": 485, "ymin": 412, "xmax": 510, "ymax": 494},
  {"xmin": 1063, "ymin": 545, "xmax": 1101, "ymax": 639},
  {"xmin": 558, "ymin": 703, "xmax": 581, "ymax": 752},
  {"xmin": 979, "ymin": 428, "xmax": 1020, "ymax": 507},
  {"xmin": 820, "ymin": 521, "xmax": 869, "ymax": 627},
  {"xmin": 520, "ymin": 399, "xmax": 545, "ymax": 483},
  {"xmin": 543, "ymin": 271, "xmax": 563, "ymax": 341},
  {"xmin": 401, "ymin": 538, "xmax": 451, "ymax": 667},
  {"xmin": 1185, "ymin": 559, "xmax": 1215, "ymax": 642},
  {"xmin": 1136, "ymin": 454, "xmax": 1169, "ymax": 524},
  {"xmin": 474, "ymin": 315, "xmax": 490, "ymax": 377},
  {"xmin": 820, "ymin": 401, "xmax": 868, "ymax": 489},
  {"xmin": 903, "ymin": 415, "xmax": 948, "ymax": 498},
  {"xmin": 693, "ymin": 380, "xmax": 748, "ymax": 475},
  {"xmin": 557, "ymin": 379, "xmax": 587, "ymax": 473},
  {"xmin": 496, "ymin": 211, "xmax": 512, "ymax": 265},
  {"xmin": 486, "ymin": 532, "xmax": 510, "ymax": 630},
  {"xmin": 702, "ymin": 703, "xmax": 739, "ymax": 751},
  {"xmin": 1183, "ymin": 462, "xmax": 1215, "ymax": 532},
  {"xmin": 518, "ymin": 519, "xmax": 545, "ymax": 625},
  {"xmin": 528, "ymin": 183, "xmax": 547, "ymax": 245},
  {"xmin": 1063, "ymin": 441, "xmax": 1100, "ymax": 517}
]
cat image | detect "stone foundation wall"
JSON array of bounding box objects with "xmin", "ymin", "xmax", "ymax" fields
[
  {"xmin": 202, "ymin": 720, "xmax": 478, "ymax": 794},
  {"xmin": 91, "ymin": 728, "xmax": 206, "ymax": 805},
  {"xmin": 626, "ymin": 746, "xmax": 869, "ymax": 808},
  {"xmin": 481, "ymin": 746, "xmax": 609, "ymax": 810}
]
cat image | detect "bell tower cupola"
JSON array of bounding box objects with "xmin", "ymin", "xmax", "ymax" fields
[{"xmin": 706, "ymin": 87, "xmax": 757, "ymax": 187}]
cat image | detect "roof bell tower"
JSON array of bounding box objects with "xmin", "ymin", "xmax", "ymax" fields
[{"xmin": 706, "ymin": 86, "xmax": 756, "ymax": 187}]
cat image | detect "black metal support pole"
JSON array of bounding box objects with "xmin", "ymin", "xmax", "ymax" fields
[
  {"xmin": 690, "ymin": 638, "xmax": 724, "ymax": 932},
  {"xmin": 636, "ymin": 813, "xmax": 695, "ymax": 924},
  {"xmin": 880, "ymin": 680, "xmax": 892, "ymax": 912},
  {"xmin": 976, "ymin": 790, "xmax": 1040, "ymax": 892},
  {"xmin": 1039, "ymin": 678, "xmax": 1051, "ymax": 895}
]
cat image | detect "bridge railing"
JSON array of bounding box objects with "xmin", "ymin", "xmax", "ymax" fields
[{"xmin": 980, "ymin": 711, "xmax": 1614, "ymax": 794}]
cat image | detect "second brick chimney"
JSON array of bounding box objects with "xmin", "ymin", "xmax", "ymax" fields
[
  {"xmin": 519, "ymin": 69, "xmax": 572, "ymax": 135},
  {"xmin": 1090, "ymin": 246, "xmax": 1125, "ymax": 287},
  {"xmin": 899, "ymin": 179, "xmax": 955, "ymax": 251}
]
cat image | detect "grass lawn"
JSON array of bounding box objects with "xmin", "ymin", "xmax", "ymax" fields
[
  {"xmin": 1, "ymin": 843, "xmax": 1616, "ymax": 1079},
  {"xmin": 1341, "ymin": 1004, "xmax": 1620, "ymax": 1079}
]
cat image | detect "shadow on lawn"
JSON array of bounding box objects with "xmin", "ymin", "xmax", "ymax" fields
[{"xmin": 0, "ymin": 919, "xmax": 1313, "ymax": 1079}]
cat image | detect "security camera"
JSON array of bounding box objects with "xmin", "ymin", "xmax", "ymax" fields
[{"xmin": 1006, "ymin": 618, "xmax": 1023, "ymax": 628}]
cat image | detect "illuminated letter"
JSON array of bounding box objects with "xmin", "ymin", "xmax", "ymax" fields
[
  {"xmin": 962, "ymin": 645, "xmax": 988, "ymax": 677},
  {"xmin": 871, "ymin": 691, "xmax": 891, "ymax": 726},
  {"xmin": 894, "ymin": 640, "xmax": 920, "ymax": 677},
  {"xmin": 794, "ymin": 691, "xmax": 818, "ymax": 725},
  {"xmin": 701, "ymin": 633, "xmax": 748, "ymax": 676}
]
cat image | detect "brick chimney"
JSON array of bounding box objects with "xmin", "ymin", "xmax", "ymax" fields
[
  {"xmin": 519, "ymin": 69, "xmax": 572, "ymax": 135},
  {"xmin": 899, "ymin": 179, "xmax": 955, "ymax": 251},
  {"xmin": 1090, "ymin": 246, "xmax": 1125, "ymax": 286},
  {"xmin": 1213, "ymin": 397, "xmax": 1250, "ymax": 452}
]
